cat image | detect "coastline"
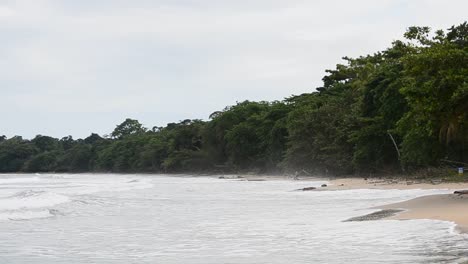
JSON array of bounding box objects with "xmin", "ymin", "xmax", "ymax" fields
[
  {"xmin": 4, "ymin": 173, "xmax": 468, "ymax": 233},
  {"xmin": 325, "ymin": 177, "xmax": 468, "ymax": 234},
  {"xmin": 327, "ymin": 177, "xmax": 468, "ymax": 190},
  {"xmin": 378, "ymin": 194, "xmax": 468, "ymax": 234},
  {"xmin": 221, "ymin": 175, "xmax": 468, "ymax": 234}
]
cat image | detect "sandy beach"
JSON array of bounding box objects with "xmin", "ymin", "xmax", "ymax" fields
[
  {"xmin": 219, "ymin": 175, "xmax": 468, "ymax": 233},
  {"xmin": 379, "ymin": 194, "xmax": 468, "ymax": 233},
  {"xmin": 326, "ymin": 177, "xmax": 468, "ymax": 233},
  {"xmin": 328, "ymin": 177, "xmax": 468, "ymax": 190}
]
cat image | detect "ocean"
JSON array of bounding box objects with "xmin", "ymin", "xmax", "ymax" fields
[{"xmin": 0, "ymin": 173, "xmax": 467, "ymax": 263}]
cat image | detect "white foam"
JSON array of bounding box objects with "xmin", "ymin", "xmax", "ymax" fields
[
  {"xmin": 0, "ymin": 210, "xmax": 53, "ymax": 221},
  {"xmin": 0, "ymin": 174, "xmax": 467, "ymax": 262},
  {"xmin": 0, "ymin": 177, "xmax": 40, "ymax": 184},
  {"xmin": 0, "ymin": 190, "xmax": 70, "ymax": 211},
  {"xmin": 56, "ymin": 177, "xmax": 154, "ymax": 195},
  {"xmin": 0, "ymin": 174, "xmax": 154, "ymax": 222}
]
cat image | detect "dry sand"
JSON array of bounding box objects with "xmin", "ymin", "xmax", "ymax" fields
[{"xmin": 329, "ymin": 177, "xmax": 468, "ymax": 190}]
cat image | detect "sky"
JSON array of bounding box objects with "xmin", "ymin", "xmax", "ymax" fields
[{"xmin": 1, "ymin": 0, "xmax": 467, "ymax": 139}]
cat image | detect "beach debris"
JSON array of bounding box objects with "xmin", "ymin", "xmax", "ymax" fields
[
  {"xmin": 454, "ymin": 190, "xmax": 468, "ymax": 195},
  {"xmin": 431, "ymin": 179, "xmax": 442, "ymax": 185},
  {"xmin": 296, "ymin": 187, "xmax": 317, "ymax": 191},
  {"xmin": 343, "ymin": 209, "xmax": 403, "ymax": 222},
  {"xmin": 321, "ymin": 184, "xmax": 327, "ymax": 187}
]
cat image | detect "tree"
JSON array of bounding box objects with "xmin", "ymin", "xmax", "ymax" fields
[
  {"xmin": 351, "ymin": 41, "xmax": 412, "ymax": 172},
  {"xmin": 23, "ymin": 151, "xmax": 59, "ymax": 172},
  {"xmin": 398, "ymin": 22, "xmax": 468, "ymax": 167},
  {"xmin": 60, "ymin": 136, "xmax": 75, "ymax": 151},
  {"xmin": 111, "ymin": 118, "xmax": 147, "ymax": 139},
  {"xmin": 32, "ymin": 135, "xmax": 58, "ymax": 152},
  {"xmin": 0, "ymin": 137, "xmax": 36, "ymax": 172},
  {"xmin": 284, "ymin": 89, "xmax": 358, "ymax": 175},
  {"xmin": 56, "ymin": 144, "xmax": 93, "ymax": 172}
]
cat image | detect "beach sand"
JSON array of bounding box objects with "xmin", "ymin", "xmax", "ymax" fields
[
  {"xmin": 328, "ymin": 177, "xmax": 468, "ymax": 190},
  {"xmin": 379, "ymin": 194, "xmax": 468, "ymax": 233},
  {"xmin": 326, "ymin": 177, "xmax": 468, "ymax": 233}
]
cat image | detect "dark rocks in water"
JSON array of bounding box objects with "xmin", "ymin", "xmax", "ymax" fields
[
  {"xmin": 321, "ymin": 184, "xmax": 327, "ymax": 187},
  {"xmin": 218, "ymin": 176, "xmax": 225, "ymax": 179},
  {"xmin": 297, "ymin": 187, "xmax": 316, "ymax": 191},
  {"xmin": 454, "ymin": 190, "xmax": 468, "ymax": 195},
  {"xmin": 343, "ymin": 209, "xmax": 403, "ymax": 222}
]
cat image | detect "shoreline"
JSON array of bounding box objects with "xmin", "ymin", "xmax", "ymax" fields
[
  {"xmin": 215, "ymin": 174, "xmax": 468, "ymax": 233},
  {"xmin": 323, "ymin": 177, "xmax": 468, "ymax": 234},
  {"xmin": 3, "ymin": 173, "xmax": 468, "ymax": 233},
  {"xmin": 378, "ymin": 194, "xmax": 468, "ymax": 234},
  {"xmin": 327, "ymin": 177, "xmax": 468, "ymax": 190},
  {"xmin": 222, "ymin": 175, "xmax": 468, "ymax": 234}
]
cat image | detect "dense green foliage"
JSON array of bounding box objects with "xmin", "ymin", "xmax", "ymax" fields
[{"xmin": 1, "ymin": 23, "xmax": 467, "ymax": 175}]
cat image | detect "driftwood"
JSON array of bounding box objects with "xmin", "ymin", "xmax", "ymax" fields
[
  {"xmin": 297, "ymin": 187, "xmax": 316, "ymax": 191},
  {"xmin": 454, "ymin": 190, "xmax": 468, "ymax": 195},
  {"xmin": 440, "ymin": 159, "xmax": 468, "ymax": 166},
  {"xmin": 387, "ymin": 131, "xmax": 405, "ymax": 172}
]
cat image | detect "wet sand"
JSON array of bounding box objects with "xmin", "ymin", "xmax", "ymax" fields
[
  {"xmin": 378, "ymin": 194, "xmax": 468, "ymax": 233},
  {"xmin": 322, "ymin": 178, "xmax": 468, "ymax": 233}
]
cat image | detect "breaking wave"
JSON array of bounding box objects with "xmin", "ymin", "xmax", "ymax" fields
[
  {"xmin": 0, "ymin": 177, "xmax": 40, "ymax": 185},
  {"xmin": 0, "ymin": 174, "xmax": 154, "ymax": 221},
  {"xmin": 0, "ymin": 190, "xmax": 70, "ymax": 211}
]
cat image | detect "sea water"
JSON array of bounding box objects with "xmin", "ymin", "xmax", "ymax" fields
[{"xmin": 0, "ymin": 173, "xmax": 466, "ymax": 264}]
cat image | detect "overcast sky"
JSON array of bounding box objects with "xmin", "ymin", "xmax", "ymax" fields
[{"xmin": 1, "ymin": 0, "xmax": 467, "ymax": 139}]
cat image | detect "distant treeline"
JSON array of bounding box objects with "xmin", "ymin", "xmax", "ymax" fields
[{"xmin": 1, "ymin": 23, "xmax": 467, "ymax": 175}]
